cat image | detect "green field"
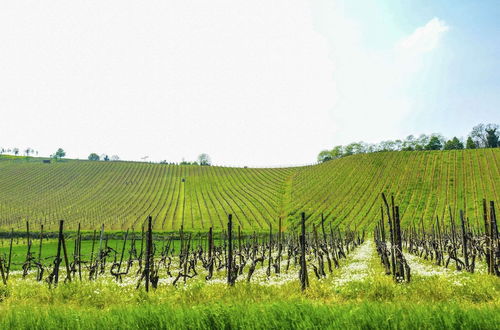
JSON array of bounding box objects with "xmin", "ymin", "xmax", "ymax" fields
[
  {"xmin": 0, "ymin": 236, "xmax": 216, "ymax": 271},
  {"xmin": 0, "ymin": 239, "xmax": 498, "ymax": 329},
  {"xmin": 0, "ymin": 149, "xmax": 498, "ymax": 232}
]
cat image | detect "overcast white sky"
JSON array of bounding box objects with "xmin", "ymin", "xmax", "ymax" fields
[{"xmin": 0, "ymin": 1, "xmax": 497, "ymax": 166}]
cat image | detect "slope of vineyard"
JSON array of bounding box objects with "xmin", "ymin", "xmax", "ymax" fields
[
  {"xmin": 0, "ymin": 149, "xmax": 498, "ymax": 231},
  {"xmin": 288, "ymin": 149, "xmax": 499, "ymax": 229}
]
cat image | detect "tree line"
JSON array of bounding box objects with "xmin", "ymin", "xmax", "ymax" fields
[
  {"xmin": 0, "ymin": 147, "xmax": 64, "ymax": 160},
  {"xmin": 318, "ymin": 123, "xmax": 500, "ymax": 163},
  {"xmin": 0, "ymin": 147, "xmax": 38, "ymax": 157},
  {"xmin": 87, "ymin": 153, "xmax": 120, "ymax": 162},
  {"xmin": 0, "ymin": 147, "xmax": 212, "ymax": 166},
  {"xmin": 177, "ymin": 153, "xmax": 212, "ymax": 166}
]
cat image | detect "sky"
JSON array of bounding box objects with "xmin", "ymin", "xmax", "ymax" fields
[{"xmin": 0, "ymin": 0, "xmax": 499, "ymax": 167}]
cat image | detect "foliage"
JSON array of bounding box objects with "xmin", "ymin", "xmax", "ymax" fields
[
  {"xmin": 52, "ymin": 148, "xmax": 66, "ymax": 160},
  {"xmin": 317, "ymin": 150, "xmax": 333, "ymax": 163},
  {"xmin": 318, "ymin": 123, "xmax": 498, "ymax": 161},
  {"xmin": 470, "ymin": 123, "xmax": 499, "ymax": 148},
  {"xmin": 88, "ymin": 153, "xmax": 100, "ymax": 161},
  {"xmin": 466, "ymin": 136, "xmax": 476, "ymax": 149},
  {"xmin": 317, "ymin": 146, "xmax": 343, "ymax": 163},
  {"xmin": 444, "ymin": 137, "xmax": 464, "ymax": 150},
  {"xmin": 197, "ymin": 153, "xmax": 211, "ymax": 166},
  {"xmin": 179, "ymin": 160, "xmax": 199, "ymax": 165},
  {"xmin": 425, "ymin": 135, "xmax": 443, "ymax": 150},
  {"xmin": 485, "ymin": 125, "xmax": 499, "ymax": 148},
  {"xmin": 24, "ymin": 148, "xmax": 34, "ymax": 157}
]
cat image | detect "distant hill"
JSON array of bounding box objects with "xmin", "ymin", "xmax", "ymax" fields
[{"xmin": 0, "ymin": 149, "xmax": 498, "ymax": 232}]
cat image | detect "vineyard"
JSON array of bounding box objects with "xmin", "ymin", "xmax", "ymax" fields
[
  {"xmin": 0, "ymin": 148, "xmax": 499, "ymax": 232},
  {"xmin": 0, "ymin": 199, "xmax": 497, "ymax": 329},
  {"xmin": 0, "ymin": 150, "xmax": 499, "ymax": 329}
]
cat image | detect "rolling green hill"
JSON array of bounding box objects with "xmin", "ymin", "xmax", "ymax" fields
[{"xmin": 0, "ymin": 149, "xmax": 498, "ymax": 232}]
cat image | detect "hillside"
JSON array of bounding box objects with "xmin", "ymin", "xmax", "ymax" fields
[{"xmin": 0, "ymin": 149, "xmax": 498, "ymax": 231}]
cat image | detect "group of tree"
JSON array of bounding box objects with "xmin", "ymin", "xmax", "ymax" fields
[
  {"xmin": 178, "ymin": 153, "xmax": 212, "ymax": 166},
  {"xmin": 1, "ymin": 147, "xmax": 63, "ymax": 160},
  {"xmin": 163, "ymin": 153, "xmax": 212, "ymax": 166},
  {"xmin": 0, "ymin": 147, "xmax": 39, "ymax": 157},
  {"xmin": 318, "ymin": 123, "xmax": 499, "ymax": 163},
  {"xmin": 88, "ymin": 152, "xmax": 211, "ymax": 165},
  {"xmin": 50, "ymin": 148, "xmax": 66, "ymax": 160},
  {"xmin": 88, "ymin": 153, "xmax": 120, "ymax": 161}
]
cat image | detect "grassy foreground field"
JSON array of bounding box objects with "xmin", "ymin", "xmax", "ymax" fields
[
  {"xmin": 0, "ymin": 148, "xmax": 498, "ymax": 232},
  {"xmin": 0, "ymin": 239, "xmax": 498, "ymax": 329}
]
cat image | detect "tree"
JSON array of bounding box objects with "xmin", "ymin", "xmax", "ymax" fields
[
  {"xmin": 470, "ymin": 124, "xmax": 487, "ymax": 147},
  {"xmin": 466, "ymin": 136, "xmax": 476, "ymax": 149},
  {"xmin": 24, "ymin": 147, "xmax": 33, "ymax": 157},
  {"xmin": 425, "ymin": 135, "xmax": 443, "ymax": 150},
  {"xmin": 88, "ymin": 153, "xmax": 100, "ymax": 161},
  {"xmin": 343, "ymin": 144, "xmax": 355, "ymax": 156},
  {"xmin": 415, "ymin": 134, "xmax": 430, "ymax": 151},
  {"xmin": 103, "ymin": 155, "xmax": 109, "ymax": 161},
  {"xmin": 317, "ymin": 150, "xmax": 333, "ymax": 163},
  {"xmin": 393, "ymin": 139, "xmax": 403, "ymax": 151},
  {"xmin": 318, "ymin": 146, "xmax": 345, "ymax": 162},
  {"xmin": 54, "ymin": 148, "xmax": 66, "ymax": 160},
  {"xmin": 198, "ymin": 153, "xmax": 211, "ymax": 166},
  {"xmin": 470, "ymin": 123, "xmax": 499, "ymax": 148},
  {"xmin": 364, "ymin": 143, "xmax": 377, "ymax": 153},
  {"xmin": 444, "ymin": 137, "xmax": 464, "ymax": 150},
  {"xmin": 485, "ymin": 125, "xmax": 499, "ymax": 148},
  {"xmin": 111, "ymin": 155, "xmax": 120, "ymax": 161},
  {"xmin": 330, "ymin": 145, "xmax": 344, "ymax": 158},
  {"xmin": 343, "ymin": 142, "xmax": 366, "ymax": 156},
  {"xmin": 13, "ymin": 148, "xmax": 19, "ymax": 156},
  {"xmin": 378, "ymin": 140, "xmax": 397, "ymax": 152},
  {"xmin": 180, "ymin": 159, "xmax": 198, "ymax": 165},
  {"xmin": 354, "ymin": 142, "xmax": 367, "ymax": 154},
  {"xmin": 55, "ymin": 148, "xmax": 66, "ymax": 158},
  {"xmin": 402, "ymin": 135, "xmax": 416, "ymax": 151}
]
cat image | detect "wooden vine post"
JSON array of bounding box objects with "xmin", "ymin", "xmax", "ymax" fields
[
  {"xmin": 460, "ymin": 210, "xmax": 469, "ymax": 271},
  {"xmin": 208, "ymin": 227, "xmax": 214, "ymax": 279},
  {"xmin": 227, "ymin": 214, "xmax": 234, "ymax": 286},
  {"xmin": 267, "ymin": 223, "xmax": 272, "ymax": 277},
  {"xmin": 487, "ymin": 201, "xmax": 499, "ymax": 275},
  {"xmin": 37, "ymin": 224, "xmax": 44, "ymax": 281},
  {"xmin": 300, "ymin": 212, "xmax": 309, "ymax": 291},
  {"xmin": 6, "ymin": 229, "xmax": 13, "ymax": 281},
  {"xmin": 277, "ymin": 217, "xmax": 282, "ymax": 274},
  {"xmin": 54, "ymin": 220, "xmax": 64, "ymax": 286},
  {"xmin": 381, "ymin": 194, "xmax": 411, "ymax": 283},
  {"xmin": 61, "ymin": 229, "xmax": 72, "ymax": 283},
  {"xmin": 0, "ymin": 251, "xmax": 6, "ymax": 285},
  {"xmin": 145, "ymin": 216, "xmax": 153, "ymax": 292}
]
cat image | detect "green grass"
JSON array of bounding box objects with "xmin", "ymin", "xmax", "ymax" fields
[
  {"xmin": 0, "ymin": 270, "xmax": 498, "ymax": 329},
  {"xmin": 0, "ymin": 149, "xmax": 498, "ymax": 232},
  {"xmin": 0, "ymin": 239, "xmax": 130, "ymax": 271},
  {"xmin": 1, "ymin": 302, "xmax": 498, "ymax": 330},
  {"xmin": 0, "ymin": 237, "xmax": 223, "ymax": 271}
]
